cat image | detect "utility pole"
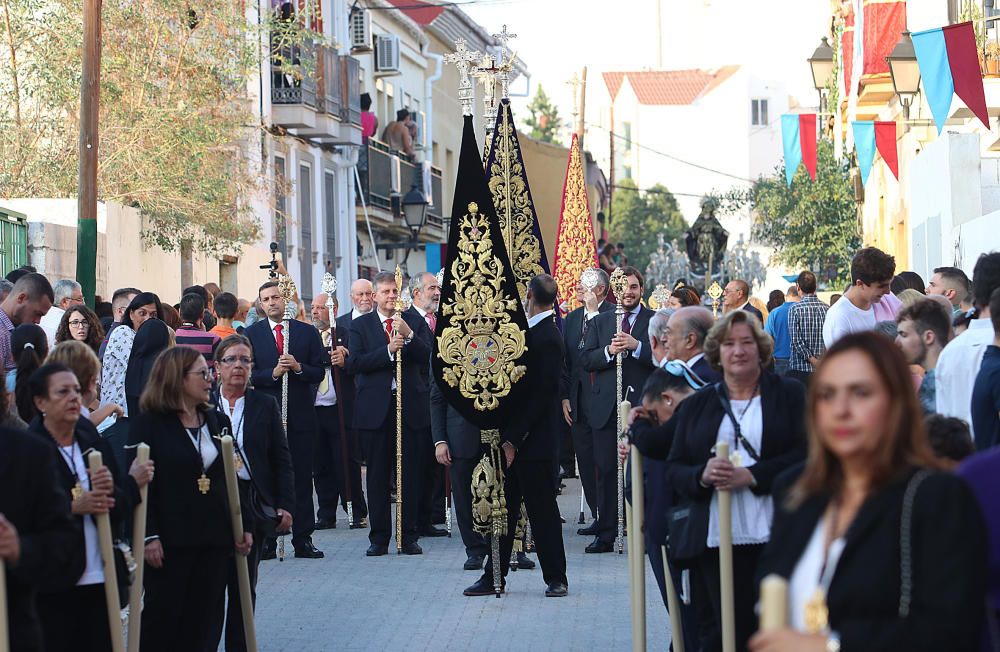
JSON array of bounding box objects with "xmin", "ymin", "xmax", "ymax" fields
[
  {"xmin": 577, "ymin": 66, "xmax": 587, "ymax": 153},
  {"xmin": 76, "ymin": 0, "xmax": 102, "ymax": 307}
]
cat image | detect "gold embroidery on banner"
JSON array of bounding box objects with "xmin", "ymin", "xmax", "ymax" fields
[
  {"xmin": 553, "ymin": 135, "xmax": 597, "ymax": 313},
  {"xmin": 439, "ymin": 202, "xmax": 527, "ymax": 411},
  {"xmin": 471, "ymin": 428, "xmax": 508, "ymax": 538},
  {"xmin": 487, "ymin": 106, "xmax": 545, "ymax": 301}
]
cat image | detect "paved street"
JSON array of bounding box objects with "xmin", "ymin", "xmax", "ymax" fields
[{"xmin": 249, "ymin": 477, "xmax": 671, "ymax": 651}]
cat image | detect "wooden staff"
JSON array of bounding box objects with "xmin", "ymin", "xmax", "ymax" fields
[
  {"xmin": 322, "ymin": 273, "xmax": 353, "ymax": 525},
  {"xmin": 0, "ymin": 557, "xmax": 8, "ymax": 652},
  {"xmin": 759, "ymin": 575, "xmax": 788, "ymax": 631},
  {"xmin": 126, "ymin": 443, "xmax": 149, "ymax": 652},
  {"xmin": 628, "ymin": 442, "xmax": 646, "ymax": 651},
  {"xmin": 716, "ymin": 441, "xmax": 735, "ymax": 652},
  {"xmin": 661, "ymin": 546, "xmax": 685, "ymax": 652},
  {"xmin": 393, "ymin": 265, "xmax": 404, "ymax": 552},
  {"xmin": 86, "ymin": 451, "xmax": 124, "ymax": 652},
  {"xmin": 221, "ymin": 436, "xmax": 258, "ymax": 652}
]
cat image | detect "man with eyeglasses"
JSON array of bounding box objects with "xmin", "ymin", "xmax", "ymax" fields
[
  {"xmin": 310, "ymin": 292, "xmax": 368, "ymax": 531},
  {"xmin": 581, "ymin": 266, "xmax": 656, "ymax": 553},
  {"xmin": 561, "ymin": 269, "xmax": 612, "ymax": 535},
  {"xmin": 40, "ymin": 279, "xmax": 84, "ymax": 347},
  {"xmin": 722, "ymin": 279, "xmax": 763, "ymax": 323}
]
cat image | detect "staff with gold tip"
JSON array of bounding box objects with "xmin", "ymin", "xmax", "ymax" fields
[
  {"xmin": 321, "ymin": 272, "xmax": 354, "ymax": 526},
  {"xmin": 609, "ymin": 267, "xmax": 629, "ymax": 554},
  {"xmin": 276, "ymin": 274, "xmax": 297, "ymax": 562},
  {"xmin": 393, "ymin": 265, "xmax": 406, "ymax": 553}
]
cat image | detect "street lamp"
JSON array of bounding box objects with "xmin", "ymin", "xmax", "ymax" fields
[
  {"xmin": 808, "ymin": 37, "xmax": 834, "ymax": 113},
  {"xmin": 886, "ymin": 30, "xmax": 921, "ymax": 119},
  {"xmin": 401, "ymin": 182, "xmax": 429, "ymax": 240}
]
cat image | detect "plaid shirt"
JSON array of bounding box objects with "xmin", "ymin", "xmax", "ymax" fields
[
  {"xmin": 0, "ymin": 308, "xmax": 14, "ymax": 372},
  {"xmin": 789, "ymin": 294, "xmax": 828, "ymax": 372}
]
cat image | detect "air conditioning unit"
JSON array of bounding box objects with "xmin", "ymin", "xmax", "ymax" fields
[
  {"xmin": 349, "ymin": 8, "xmax": 371, "ymax": 52},
  {"xmin": 375, "ymin": 35, "xmax": 400, "ymax": 74}
]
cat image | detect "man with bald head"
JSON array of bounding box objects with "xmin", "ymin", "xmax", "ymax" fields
[
  {"xmin": 311, "ymin": 292, "xmax": 368, "ymax": 529},
  {"xmin": 723, "ymin": 279, "xmax": 763, "ymax": 322},
  {"xmin": 664, "ymin": 306, "xmax": 721, "ymax": 384},
  {"xmin": 349, "ymin": 279, "xmax": 374, "ymax": 320}
]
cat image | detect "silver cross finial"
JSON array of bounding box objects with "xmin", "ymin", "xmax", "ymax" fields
[
  {"xmin": 491, "ymin": 25, "xmax": 518, "ymax": 100},
  {"xmin": 444, "ymin": 38, "xmax": 482, "ymax": 116}
]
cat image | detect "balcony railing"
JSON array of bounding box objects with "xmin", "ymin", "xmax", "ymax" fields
[
  {"xmin": 357, "ymin": 138, "xmax": 444, "ymax": 231},
  {"xmin": 271, "ymin": 41, "xmax": 361, "ymax": 127}
]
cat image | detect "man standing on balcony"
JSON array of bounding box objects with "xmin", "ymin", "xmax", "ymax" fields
[{"xmin": 382, "ymin": 108, "xmax": 415, "ymax": 158}]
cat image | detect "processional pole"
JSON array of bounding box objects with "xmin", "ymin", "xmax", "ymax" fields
[{"xmin": 322, "ymin": 273, "xmax": 353, "ymax": 526}]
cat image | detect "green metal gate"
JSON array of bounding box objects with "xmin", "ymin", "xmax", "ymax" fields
[{"xmin": 0, "ymin": 207, "xmax": 28, "ymax": 278}]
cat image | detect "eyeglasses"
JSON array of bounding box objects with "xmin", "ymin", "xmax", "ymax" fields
[
  {"xmin": 220, "ymin": 355, "xmax": 252, "ymax": 366},
  {"xmin": 663, "ymin": 360, "xmax": 707, "ymax": 391},
  {"xmin": 68, "ymin": 320, "xmax": 89, "ymax": 328},
  {"xmin": 187, "ymin": 368, "xmax": 214, "ymax": 381}
]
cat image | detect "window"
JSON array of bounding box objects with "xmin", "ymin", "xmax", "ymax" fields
[
  {"xmin": 299, "ymin": 163, "xmax": 314, "ymax": 298},
  {"xmin": 623, "ymin": 122, "xmax": 632, "ymax": 153},
  {"xmin": 274, "ymin": 156, "xmax": 288, "ymax": 257},
  {"xmin": 324, "ymin": 170, "xmax": 337, "ymax": 270},
  {"xmin": 751, "ymin": 99, "xmax": 769, "ymax": 126}
]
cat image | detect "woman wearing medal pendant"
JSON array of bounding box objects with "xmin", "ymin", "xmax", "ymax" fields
[
  {"xmin": 750, "ymin": 332, "xmax": 988, "ymax": 652},
  {"xmin": 29, "ymin": 363, "xmax": 153, "ymax": 651},
  {"xmin": 129, "ymin": 347, "xmax": 253, "ymax": 652}
]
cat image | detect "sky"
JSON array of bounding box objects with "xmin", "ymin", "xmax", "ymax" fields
[{"xmin": 463, "ymin": 0, "xmax": 833, "ymax": 128}]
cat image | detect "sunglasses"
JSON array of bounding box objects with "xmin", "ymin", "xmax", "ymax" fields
[{"xmin": 662, "ymin": 360, "xmax": 707, "ymax": 391}]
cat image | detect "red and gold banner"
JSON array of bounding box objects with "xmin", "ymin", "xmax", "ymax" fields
[
  {"xmin": 842, "ymin": 4, "xmax": 855, "ymax": 95},
  {"xmin": 552, "ymin": 134, "xmax": 597, "ymax": 314}
]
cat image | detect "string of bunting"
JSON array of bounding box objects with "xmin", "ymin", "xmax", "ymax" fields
[
  {"xmin": 912, "ymin": 21, "xmax": 989, "ymax": 134},
  {"xmin": 851, "ymin": 120, "xmax": 899, "ymax": 184},
  {"xmin": 780, "ymin": 113, "xmax": 817, "ymax": 186}
]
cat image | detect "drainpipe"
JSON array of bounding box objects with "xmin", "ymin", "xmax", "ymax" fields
[{"xmin": 423, "ymin": 44, "xmax": 443, "ymax": 162}]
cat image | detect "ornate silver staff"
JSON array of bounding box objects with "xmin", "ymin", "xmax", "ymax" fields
[
  {"xmin": 393, "ymin": 265, "xmax": 405, "ymax": 553},
  {"xmin": 578, "ymin": 267, "xmax": 601, "ymax": 526},
  {"xmin": 322, "ymin": 273, "xmax": 353, "ymax": 526},
  {"xmin": 277, "ymin": 274, "xmax": 298, "ymax": 561},
  {"xmin": 444, "ymin": 39, "xmax": 482, "ymax": 118},
  {"xmin": 609, "ymin": 267, "xmax": 628, "ymax": 554}
]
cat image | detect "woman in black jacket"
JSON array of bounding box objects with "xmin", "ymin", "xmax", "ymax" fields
[
  {"xmin": 129, "ymin": 346, "xmax": 253, "ymax": 652},
  {"xmin": 124, "ymin": 318, "xmax": 172, "ymax": 418},
  {"xmin": 29, "ymin": 363, "xmax": 153, "ymax": 651},
  {"xmin": 209, "ymin": 334, "xmax": 294, "ymax": 652},
  {"xmin": 749, "ymin": 333, "xmax": 987, "ymax": 652},
  {"xmin": 666, "ymin": 310, "xmax": 806, "ymax": 652}
]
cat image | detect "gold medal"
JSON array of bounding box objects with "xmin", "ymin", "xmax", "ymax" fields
[
  {"xmin": 197, "ymin": 473, "xmax": 211, "ymax": 494},
  {"xmin": 803, "ymin": 587, "xmax": 829, "ymax": 634},
  {"xmin": 71, "ymin": 482, "xmax": 84, "ymax": 501}
]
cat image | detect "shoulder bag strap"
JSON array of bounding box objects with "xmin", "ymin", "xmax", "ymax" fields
[
  {"xmin": 714, "ymin": 383, "xmax": 761, "ymax": 462},
  {"xmin": 899, "ymin": 468, "xmax": 932, "ymax": 617}
]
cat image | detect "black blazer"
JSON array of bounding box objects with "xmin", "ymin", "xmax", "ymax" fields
[
  {"xmin": 560, "ymin": 301, "xmax": 614, "ymax": 415},
  {"xmin": 757, "ymin": 469, "xmax": 987, "ymax": 651},
  {"xmin": 0, "ymin": 427, "xmax": 81, "ymax": 651},
  {"xmin": 128, "ymin": 408, "xmax": 249, "ymax": 548},
  {"xmin": 215, "ymin": 389, "xmax": 295, "ymax": 514},
  {"xmin": 690, "ymin": 355, "xmax": 722, "ymax": 385},
  {"xmin": 429, "ymin": 379, "xmax": 482, "ymax": 460},
  {"xmin": 245, "ymin": 319, "xmax": 325, "ymax": 434},
  {"xmin": 666, "ymin": 371, "xmax": 806, "ymax": 554},
  {"xmin": 332, "ymin": 313, "xmax": 357, "ymax": 426},
  {"xmin": 742, "ymin": 303, "xmax": 764, "ymax": 323},
  {"xmin": 502, "ymin": 315, "xmax": 565, "ymax": 462},
  {"xmin": 581, "ymin": 305, "xmax": 656, "ymax": 428},
  {"xmin": 345, "ymin": 309, "xmax": 431, "ymax": 431}
]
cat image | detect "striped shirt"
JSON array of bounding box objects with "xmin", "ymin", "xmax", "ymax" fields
[
  {"xmin": 788, "ymin": 295, "xmax": 828, "ymax": 373},
  {"xmin": 175, "ymin": 325, "xmax": 221, "ymax": 366},
  {"xmin": 0, "ymin": 308, "xmax": 13, "ymax": 372}
]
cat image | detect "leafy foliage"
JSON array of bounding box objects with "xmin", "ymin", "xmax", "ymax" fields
[
  {"xmin": 718, "ymin": 140, "xmax": 860, "ymax": 288},
  {"xmin": 609, "ymin": 178, "xmax": 687, "ymax": 275},
  {"xmin": 523, "ymin": 84, "xmax": 562, "ymax": 145},
  {"xmin": 0, "ymin": 0, "xmax": 321, "ymax": 253}
]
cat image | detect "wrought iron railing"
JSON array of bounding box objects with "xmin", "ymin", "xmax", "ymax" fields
[{"xmin": 357, "ymin": 138, "xmax": 444, "ymax": 230}]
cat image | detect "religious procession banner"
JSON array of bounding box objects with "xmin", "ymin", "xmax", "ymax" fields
[
  {"xmin": 552, "ymin": 133, "xmax": 598, "ymax": 314},
  {"xmin": 781, "ymin": 114, "xmax": 817, "ymax": 186},
  {"xmin": 432, "ymin": 115, "xmax": 530, "ymax": 429}
]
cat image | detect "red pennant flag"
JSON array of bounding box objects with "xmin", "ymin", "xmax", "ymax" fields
[
  {"xmin": 799, "ymin": 114, "xmax": 817, "ymax": 181},
  {"xmin": 874, "ymin": 121, "xmax": 898, "ymax": 180},
  {"xmin": 943, "ymin": 22, "xmax": 990, "ymax": 129}
]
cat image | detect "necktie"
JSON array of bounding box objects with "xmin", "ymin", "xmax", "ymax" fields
[
  {"xmin": 425, "ymin": 312, "xmax": 436, "ymax": 332},
  {"xmin": 579, "ymin": 315, "xmax": 591, "ymax": 349},
  {"xmin": 274, "ymin": 324, "xmax": 284, "ymax": 355},
  {"xmin": 319, "ymin": 330, "xmax": 331, "ymax": 394},
  {"xmin": 621, "ymin": 312, "xmax": 633, "ymax": 335},
  {"xmin": 384, "ymin": 318, "xmax": 393, "ymax": 343}
]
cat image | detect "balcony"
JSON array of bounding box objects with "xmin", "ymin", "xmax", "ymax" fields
[
  {"xmin": 270, "ymin": 43, "xmax": 362, "ymax": 143},
  {"xmin": 356, "ymin": 138, "xmax": 445, "ymax": 240}
]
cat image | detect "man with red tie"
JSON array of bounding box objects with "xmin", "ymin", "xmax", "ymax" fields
[
  {"xmin": 346, "ymin": 272, "xmax": 431, "ymax": 556},
  {"xmin": 245, "ymin": 280, "xmax": 326, "ymax": 558}
]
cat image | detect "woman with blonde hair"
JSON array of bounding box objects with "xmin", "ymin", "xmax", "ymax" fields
[
  {"xmin": 48, "ymin": 340, "xmax": 122, "ymax": 428},
  {"xmin": 749, "ymin": 333, "xmax": 986, "ymax": 652}
]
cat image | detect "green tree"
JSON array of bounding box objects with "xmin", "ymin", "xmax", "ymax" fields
[
  {"xmin": 0, "ymin": 0, "xmax": 321, "ymax": 254},
  {"xmin": 719, "ymin": 140, "xmax": 860, "ymax": 288},
  {"xmin": 523, "ymin": 84, "xmax": 561, "ymax": 145},
  {"xmin": 609, "ymin": 178, "xmax": 687, "ymax": 275}
]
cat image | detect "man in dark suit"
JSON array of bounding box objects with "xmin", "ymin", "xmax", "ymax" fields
[
  {"xmin": 245, "ymin": 280, "xmax": 326, "ymax": 558},
  {"xmin": 0, "ymin": 427, "xmax": 81, "ymax": 651},
  {"xmin": 345, "ymin": 271, "xmax": 430, "ymax": 556},
  {"xmin": 311, "ymin": 291, "xmax": 368, "ymax": 530},
  {"xmin": 336, "ymin": 279, "xmax": 373, "ymax": 479},
  {"xmin": 466, "ymin": 274, "xmax": 569, "ymax": 597},
  {"xmin": 561, "ymin": 268, "xmax": 613, "ymax": 533},
  {"xmin": 723, "ymin": 278, "xmax": 763, "ymax": 323},
  {"xmin": 407, "ymin": 272, "xmax": 448, "ymax": 538},
  {"xmin": 581, "ymin": 266, "xmax": 656, "ymax": 553},
  {"xmin": 664, "ymin": 306, "xmax": 722, "ymax": 384}
]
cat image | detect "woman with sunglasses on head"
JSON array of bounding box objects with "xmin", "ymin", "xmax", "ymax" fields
[
  {"xmin": 749, "ymin": 333, "xmax": 987, "ymax": 652},
  {"xmin": 55, "ymin": 304, "xmax": 105, "ymax": 356},
  {"xmin": 29, "ymin": 363, "xmax": 153, "ymax": 651},
  {"xmin": 666, "ymin": 309, "xmax": 807, "ymax": 652},
  {"xmin": 207, "ymin": 335, "xmax": 294, "ymax": 652},
  {"xmin": 128, "ymin": 346, "xmax": 253, "ymax": 652}
]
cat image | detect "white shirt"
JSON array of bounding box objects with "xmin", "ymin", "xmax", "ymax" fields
[
  {"xmin": 936, "ymin": 319, "xmax": 994, "ymax": 435},
  {"xmin": 351, "ymin": 308, "xmax": 369, "ymax": 321},
  {"xmin": 378, "ymin": 311, "xmax": 399, "ymax": 389},
  {"xmin": 219, "ymin": 396, "xmax": 251, "ymax": 481},
  {"xmin": 314, "ymin": 328, "xmax": 338, "ymax": 407},
  {"xmin": 187, "ymin": 423, "xmax": 219, "ymax": 471},
  {"xmin": 527, "ymin": 309, "xmax": 555, "ymax": 329},
  {"xmin": 822, "ymin": 295, "xmax": 877, "ymax": 348},
  {"xmin": 99, "ymin": 325, "xmax": 135, "ymax": 417},
  {"xmin": 40, "ymin": 306, "xmax": 65, "ymax": 347},
  {"xmin": 60, "ymin": 443, "xmax": 103, "ymax": 585},
  {"xmin": 687, "ymin": 351, "xmax": 707, "ymax": 369},
  {"xmin": 707, "ymin": 396, "xmax": 773, "ymax": 547},
  {"xmin": 788, "ymin": 519, "xmax": 846, "ymax": 632},
  {"xmin": 604, "ymin": 307, "xmax": 644, "ymax": 362}
]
